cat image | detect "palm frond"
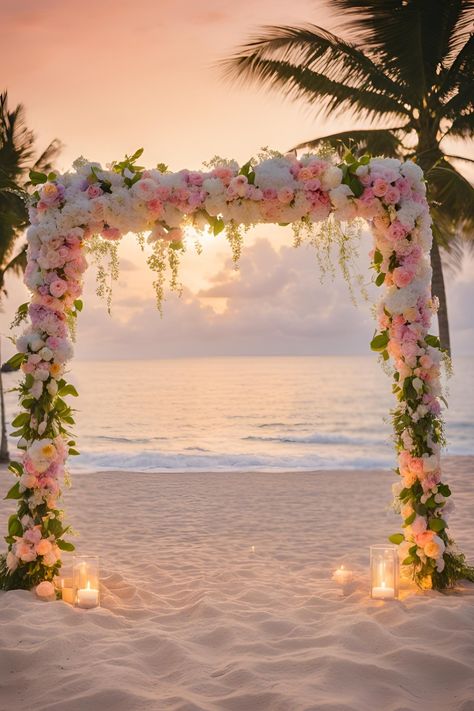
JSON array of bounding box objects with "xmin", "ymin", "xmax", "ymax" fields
[
  {"xmin": 444, "ymin": 106, "xmax": 474, "ymax": 140},
  {"xmin": 293, "ymin": 127, "xmax": 404, "ymax": 157},
  {"xmin": 0, "ymin": 244, "xmax": 27, "ymax": 296},
  {"xmin": 221, "ymin": 24, "xmax": 410, "ymax": 107},
  {"xmin": 32, "ymin": 138, "xmax": 62, "ymax": 175},
  {"xmin": 224, "ymin": 55, "xmax": 409, "ymax": 122},
  {"xmin": 427, "ymin": 160, "xmax": 474, "ymax": 239},
  {"xmin": 329, "ymin": 0, "xmax": 473, "ymax": 103}
]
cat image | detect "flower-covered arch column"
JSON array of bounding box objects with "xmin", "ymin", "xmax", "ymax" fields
[{"xmin": 1, "ymin": 149, "xmax": 472, "ymax": 593}]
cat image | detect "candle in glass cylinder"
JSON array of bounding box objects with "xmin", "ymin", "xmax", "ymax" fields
[
  {"xmin": 60, "ymin": 578, "xmax": 75, "ymax": 604},
  {"xmin": 370, "ymin": 545, "xmax": 398, "ymax": 600},
  {"xmin": 333, "ymin": 565, "xmax": 353, "ymax": 586},
  {"xmin": 73, "ymin": 555, "xmax": 100, "ymax": 609},
  {"xmin": 77, "ymin": 580, "xmax": 100, "ymax": 608}
]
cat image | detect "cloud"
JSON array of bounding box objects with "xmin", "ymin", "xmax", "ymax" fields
[{"xmin": 75, "ymin": 237, "xmax": 377, "ymax": 359}]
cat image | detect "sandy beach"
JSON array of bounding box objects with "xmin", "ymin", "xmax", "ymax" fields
[{"xmin": 1, "ymin": 457, "xmax": 473, "ymax": 711}]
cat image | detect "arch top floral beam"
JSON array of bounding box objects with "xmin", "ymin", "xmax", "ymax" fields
[{"xmin": 1, "ymin": 148, "xmax": 472, "ymax": 593}]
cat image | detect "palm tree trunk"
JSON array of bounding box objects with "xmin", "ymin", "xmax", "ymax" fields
[
  {"xmin": 430, "ymin": 239, "xmax": 451, "ymax": 356},
  {"xmin": 0, "ymin": 338, "xmax": 9, "ymax": 463}
]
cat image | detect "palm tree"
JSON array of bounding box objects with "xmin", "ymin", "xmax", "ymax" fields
[
  {"xmin": 222, "ymin": 0, "xmax": 474, "ymax": 354},
  {"xmin": 0, "ymin": 91, "xmax": 61, "ymax": 461}
]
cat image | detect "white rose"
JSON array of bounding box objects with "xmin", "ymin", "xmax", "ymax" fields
[
  {"xmin": 47, "ymin": 380, "xmax": 58, "ymax": 397},
  {"xmin": 6, "ymin": 551, "xmax": 19, "ymax": 572},
  {"xmin": 39, "ymin": 347, "xmax": 53, "ymax": 362},
  {"xmin": 30, "ymin": 380, "xmax": 43, "ymax": 399},
  {"xmin": 321, "ymin": 166, "xmax": 343, "ymax": 190}
]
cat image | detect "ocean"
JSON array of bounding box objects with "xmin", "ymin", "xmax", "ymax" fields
[{"xmin": 4, "ymin": 356, "xmax": 474, "ymax": 472}]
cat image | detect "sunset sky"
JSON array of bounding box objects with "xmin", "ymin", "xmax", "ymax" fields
[{"xmin": 1, "ymin": 0, "xmax": 473, "ymax": 359}]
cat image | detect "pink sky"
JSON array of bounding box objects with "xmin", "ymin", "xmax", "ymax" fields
[{"xmin": 1, "ymin": 0, "xmax": 473, "ymax": 359}]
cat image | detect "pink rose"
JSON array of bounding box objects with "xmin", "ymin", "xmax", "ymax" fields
[
  {"xmin": 387, "ymin": 221, "xmax": 408, "ymax": 242},
  {"xmin": 36, "ymin": 580, "xmax": 56, "ymax": 599},
  {"xmin": 36, "ymin": 539, "xmax": 53, "ymax": 556},
  {"xmin": 147, "ymin": 198, "xmax": 163, "ymax": 216},
  {"xmin": 392, "ymin": 267, "xmax": 415, "ymax": 288},
  {"xmin": 277, "ymin": 187, "xmax": 294, "ymax": 204},
  {"xmin": 262, "ymin": 188, "xmax": 277, "ymax": 200},
  {"xmin": 50, "ymin": 279, "xmax": 68, "ymax": 298},
  {"xmin": 415, "ymin": 530, "xmax": 434, "ymax": 547},
  {"xmin": 86, "ymin": 185, "xmax": 103, "ymax": 199},
  {"xmin": 372, "ymin": 178, "xmax": 389, "ymax": 197},
  {"xmin": 212, "ymin": 167, "xmax": 234, "ymax": 185},
  {"xmin": 411, "ymin": 516, "xmax": 427, "ymax": 535},
  {"xmin": 101, "ymin": 227, "xmax": 121, "ymax": 241},
  {"xmin": 384, "ymin": 186, "xmax": 400, "ymax": 204}
]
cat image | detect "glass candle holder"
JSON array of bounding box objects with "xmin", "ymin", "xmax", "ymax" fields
[
  {"xmin": 73, "ymin": 555, "xmax": 100, "ymax": 608},
  {"xmin": 370, "ymin": 545, "xmax": 399, "ymax": 600}
]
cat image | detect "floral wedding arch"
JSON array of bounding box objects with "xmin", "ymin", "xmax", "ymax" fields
[{"xmin": 1, "ymin": 148, "xmax": 472, "ymax": 593}]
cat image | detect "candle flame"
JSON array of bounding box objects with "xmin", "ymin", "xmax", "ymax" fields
[
  {"xmin": 86, "ymin": 580, "xmax": 91, "ymax": 590},
  {"xmin": 382, "ymin": 581, "xmax": 386, "ymax": 588}
]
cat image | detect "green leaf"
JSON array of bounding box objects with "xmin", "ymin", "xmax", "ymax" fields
[
  {"xmin": 48, "ymin": 518, "xmax": 64, "ymax": 537},
  {"xmin": 8, "ymin": 515, "xmax": 22, "ymax": 538},
  {"xmin": 389, "ymin": 533, "xmax": 404, "ymax": 545},
  {"xmin": 29, "ymin": 170, "xmax": 47, "ymax": 185},
  {"xmin": 56, "ymin": 540, "xmax": 75, "ymax": 552},
  {"xmin": 130, "ymin": 147, "xmax": 144, "ymax": 162},
  {"xmin": 4, "ymin": 482, "xmax": 21, "ymax": 500},
  {"xmin": 370, "ymin": 331, "xmax": 389, "ymax": 352},
  {"xmin": 8, "ymin": 461, "xmax": 23, "ymax": 476},
  {"xmin": 375, "ymin": 272, "xmax": 385, "ymax": 287},
  {"xmin": 68, "ymin": 449, "xmax": 80, "ymax": 456},
  {"xmin": 437, "ymin": 484, "xmax": 451, "ymax": 498},
  {"xmin": 429, "ymin": 518, "xmax": 447, "ymax": 532},
  {"xmin": 402, "ymin": 556, "xmax": 414, "ymax": 566},
  {"xmin": 73, "ymin": 299, "xmax": 83, "ymax": 312},
  {"xmin": 11, "ymin": 412, "xmax": 30, "ymax": 428},
  {"xmin": 10, "ymin": 428, "xmax": 26, "ymax": 438},
  {"xmin": 373, "ymin": 249, "xmax": 383, "ymax": 265},
  {"xmin": 5, "ymin": 352, "xmax": 25, "ymax": 369},
  {"xmin": 347, "ymin": 175, "xmax": 363, "ymax": 198},
  {"xmin": 404, "ymin": 512, "xmax": 416, "ymax": 525},
  {"xmin": 425, "ymin": 334, "xmax": 440, "ymax": 349},
  {"xmin": 409, "ymin": 545, "xmax": 418, "ymax": 556},
  {"xmin": 47, "ymin": 172, "xmax": 57, "ymax": 181},
  {"xmin": 58, "ymin": 384, "xmax": 79, "ymax": 397},
  {"xmin": 25, "ymin": 374, "xmax": 34, "ymax": 389}
]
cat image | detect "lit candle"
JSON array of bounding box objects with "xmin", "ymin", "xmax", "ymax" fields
[
  {"xmin": 333, "ymin": 565, "xmax": 353, "ymax": 586},
  {"xmin": 371, "ymin": 580, "xmax": 395, "ymax": 600},
  {"xmin": 60, "ymin": 578, "xmax": 75, "ymax": 605},
  {"xmin": 76, "ymin": 580, "xmax": 99, "ymax": 608}
]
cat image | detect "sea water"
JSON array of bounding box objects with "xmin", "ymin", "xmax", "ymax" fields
[{"xmin": 4, "ymin": 356, "xmax": 473, "ymax": 471}]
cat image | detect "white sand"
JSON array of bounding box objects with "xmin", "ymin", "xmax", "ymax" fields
[{"xmin": 1, "ymin": 457, "xmax": 474, "ymax": 711}]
